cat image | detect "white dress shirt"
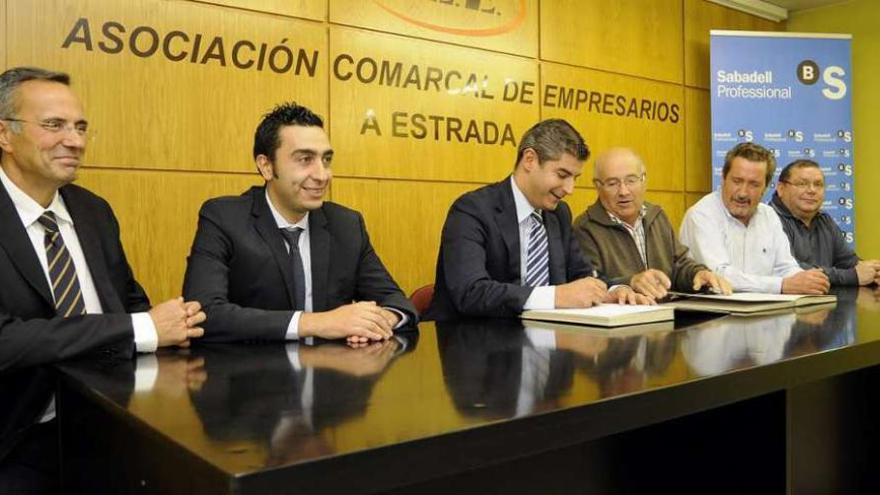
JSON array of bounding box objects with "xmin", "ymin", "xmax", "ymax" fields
[
  {"xmin": 265, "ymin": 191, "xmax": 407, "ymax": 340},
  {"xmin": 679, "ymin": 191, "xmax": 802, "ymax": 293},
  {"xmin": 0, "ymin": 167, "xmax": 157, "ymax": 351},
  {"xmin": 510, "ymin": 177, "xmax": 556, "ymax": 309}
]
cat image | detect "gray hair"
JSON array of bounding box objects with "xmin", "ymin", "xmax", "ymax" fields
[{"xmin": 0, "ymin": 67, "xmax": 71, "ymax": 158}]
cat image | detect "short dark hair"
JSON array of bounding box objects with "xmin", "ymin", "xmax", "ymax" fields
[
  {"xmin": 0, "ymin": 67, "xmax": 71, "ymax": 159},
  {"xmin": 515, "ymin": 119, "xmax": 589, "ymax": 169},
  {"xmin": 778, "ymin": 159, "xmax": 821, "ymax": 183},
  {"xmin": 253, "ymin": 102, "xmax": 324, "ymax": 162},
  {"xmin": 722, "ymin": 142, "xmax": 776, "ymax": 186}
]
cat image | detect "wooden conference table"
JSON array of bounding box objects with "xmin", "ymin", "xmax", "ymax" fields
[{"xmin": 56, "ymin": 287, "xmax": 880, "ymax": 494}]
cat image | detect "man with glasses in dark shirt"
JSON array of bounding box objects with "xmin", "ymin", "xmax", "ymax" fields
[{"xmin": 770, "ymin": 159, "xmax": 879, "ymax": 286}]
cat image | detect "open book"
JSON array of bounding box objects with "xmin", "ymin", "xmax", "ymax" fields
[
  {"xmin": 661, "ymin": 292, "xmax": 837, "ymax": 315},
  {"xmin": 521, "ymin": 304, "xmax": 674, "ymax": 327}
]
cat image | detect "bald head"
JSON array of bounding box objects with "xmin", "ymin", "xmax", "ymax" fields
[
  {"xmin": 593, "ymin": 148, "xmax": 645, "ymax": 179},
  {"xmin": 592, "ymin": 147, "xmax": 647, "ymax": 226}
]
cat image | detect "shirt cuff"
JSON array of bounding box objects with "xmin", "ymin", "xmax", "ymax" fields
[
  {"xmin": 132, "ymin": 312, "xmax": 158, "ymax": 353},
  {"xmin": 385, "ymin": 307, "xmax": 408, "ymax": 328},
  {"xmin": 608, "ymin": 284, "xmax": 630, "ymax": 293},
  {"xmin": 523, "ymin": 286, "xmax": 555, "ymax": 310},
  {"xmin": 285, "ymin": 311, "xmax": 303, "ymax": 340},
  {"xmin": 771, "ymin": 277, "xmax": 784, "ymax": 294}
]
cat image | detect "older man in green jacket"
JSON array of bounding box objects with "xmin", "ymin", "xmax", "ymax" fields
[{"xmin": 574, "ymin": 148, "xmax": 732, "ymax": 299}]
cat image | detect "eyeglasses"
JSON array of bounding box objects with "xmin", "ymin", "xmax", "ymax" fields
[
  {"xmin": 594, "ymin": 173, "xmax": 645, "ymax": 191},
  {"xmin": 781, "ymin": 180, "xmax": 824, "ymax": 191},
  {"xmin": 1, "ymin": 117, "xmax": 92, "ymax": 139}
]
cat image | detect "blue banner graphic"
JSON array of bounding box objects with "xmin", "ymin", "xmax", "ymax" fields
[{"xmin": 710, "ymin": 31, "xmax": 854, "ymax": 244}]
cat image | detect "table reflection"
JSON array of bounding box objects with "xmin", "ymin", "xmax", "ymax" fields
[
  {"xmin": 682, "ymin": 298, "xmax": 855, "ymax": 376},
  {"xmin": 436, "ymin": 318, "xmax": 682, "ymax": 417},
  {"xmin": 166, "ymin": 336, "xmax": 416, "ymax": 467}
]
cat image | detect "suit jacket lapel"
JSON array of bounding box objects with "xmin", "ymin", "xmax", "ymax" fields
[
  {"xmin": 60, "ymin": 187, "xmax": 125, "ymax": 313},
  {"xmin": 0, "ymin": 183, "xmax": 53, "ymax": 306},
  {"xmin": 543, "ymin": 211, "xmax": 566, "ymax": 284},
  {"xmin": 494, "ymin": 180, "xmax": 521, "ymax": 282},
  {"xmin": 251, "ymin": 188, "xmax": 298, "ymax": 308},
  {"xmin": 309, "ymin": 208, "xmax": 330, "ymax": 312}
]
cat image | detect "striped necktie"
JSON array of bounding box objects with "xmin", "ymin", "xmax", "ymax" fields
[
  {"xmin": 524, "ymin": 209, "xmax": 550, "ymax": 287},
  {"xmin": 37, "ymin": 211, "xmax": 86, "ymax": 317}
]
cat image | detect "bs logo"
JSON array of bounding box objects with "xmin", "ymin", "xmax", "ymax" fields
[
  {"xmin": 840, "ymin": 215, "xmax": 851, "ymax": 225},
  {"xmin": 838, "ymin": 197, "xmax": 853, "ymax": 209},
  {"xmin": 837, "ymin": 163, "xmax": 852, "ymax": 176},
  {"xmin": 843, "ymin": 232, "xmax": 854, "ymax": 243},
  {"xmin": 803, "ymin": 148, "xmax": 815, "ymax": 158},
  {"xmin": 837, "ymin": 130, "xmax": 852, "ymax": 142},
  {"xmin": 842, "ymin": 182, "xmax": 851, "ymax": 191},
  {"xmin": 787, "ymin": 129, "xmax": 804, "ymax": 142},
  {"xmin": 797, "ymin": 60, "xmax": 847, "ymax": 100},
  {"xmin": 737, "ymin": 129, "xmax": 753, "ymax": 142}
]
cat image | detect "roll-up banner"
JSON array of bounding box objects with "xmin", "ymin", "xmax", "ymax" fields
[{"xmin": 710, "ymin": 30, "xmax": 854, "ymax": 244}]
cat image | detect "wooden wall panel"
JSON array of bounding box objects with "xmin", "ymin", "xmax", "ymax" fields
[
  {"xmin": 646, "ymin": 191, "xmax": 687, "ymax": 230},
  {"xmin": 685, "ymin": 87, "xmax": 712, "ymax": 193},
  {"xmin": 7, "ymin": 0, "xmax": 327, "ymax": 173},
  {"xmin": 330, "ymin": 178, "xmax": 480, "ymax": 295},
  {"xmin": 0, "ymin": 0, "xmax": 6, "ymax": 70},
  {"xmin": 541, "ymin": 62, "xmax": 685, "ymax": 193},
  {"xmin": 684, "ymin": 0, "xmax": 783, "ymax": 89},
  {"xmin": 330, "ymin": 0, "xmax": 537, "ymax": 57},
  {"xmin": 75, "ymin": 168, "xmax": 261, "ymax": 302},
  {"xmin": 190, "ymin": 0, "xmax": 326, "ymax": 20},
  {"xmin": 541, "ymin": 0, "xmax": 683, "ymax": 84},
  {"xmin": 566, "ymin": 188, "xmax": 599, "ymax": 225},
  {"xmin": 686, "ymin": 192, "xmax": 707, "ymax": 211},
  {"xmin": 330, "ymin": 26, "xmax": 539, "ymax": 183}
]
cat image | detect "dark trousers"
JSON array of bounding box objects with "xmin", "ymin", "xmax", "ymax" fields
[{"xmin": 0, "ymin": 420, "xmax": 59, "ymax": 495}]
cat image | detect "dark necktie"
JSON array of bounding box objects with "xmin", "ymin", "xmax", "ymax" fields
[
  {"xmin": 524, "ymin": 209, "xmax": 550, "ymax": 287},
  {"xmin": 279, "ymin": 227, "xmax": 306, "ymax": 311},
  {"xmin": 37, "ymin": 211, "xmax": 86, "ymax": 317}
]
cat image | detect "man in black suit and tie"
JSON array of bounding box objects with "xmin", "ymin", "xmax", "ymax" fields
[
  {"xmin": 0, "ymin": 67, "xmax": 205, "ymax": 493},
  {"xmin": 427, "ymin": 119, "xmax": 648, "ymax": 320},
  {"xmin": 183, "ymin": 102, "xmax": 416, "ymax": 344}
]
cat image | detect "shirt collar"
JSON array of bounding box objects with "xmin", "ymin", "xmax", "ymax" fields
[
  {"xmin": 265, "ymin": 188, "xmax": 309, "ymax": 231},
  {"xmin": 606, "ymin": 203, "xmax": 647, "ymax": 228},
  {"xmin": 0, "ymin": 166, "xmax": 73, "ymax": 228},
  {"xmin": 509, "ymin": 176, "xmax": 538, "ymax": 224}
]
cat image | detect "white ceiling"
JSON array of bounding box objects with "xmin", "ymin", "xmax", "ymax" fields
[{"xmin": 767, "ymin": 0, "xmax": 849, "ymax": 13}]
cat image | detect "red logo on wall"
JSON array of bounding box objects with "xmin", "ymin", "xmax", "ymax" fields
[{"xmin": 373, "ymin": 0, "xmax": 527, "ymax": 37}]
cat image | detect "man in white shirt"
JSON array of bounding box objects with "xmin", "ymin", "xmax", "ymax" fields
[
  {"xmin": 0, "ymin": 66, "xmax": 205, "ymax": 493},
  {"xmin": 679, "ymin": 142, "xmax": 829, "ymax": 294}
]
